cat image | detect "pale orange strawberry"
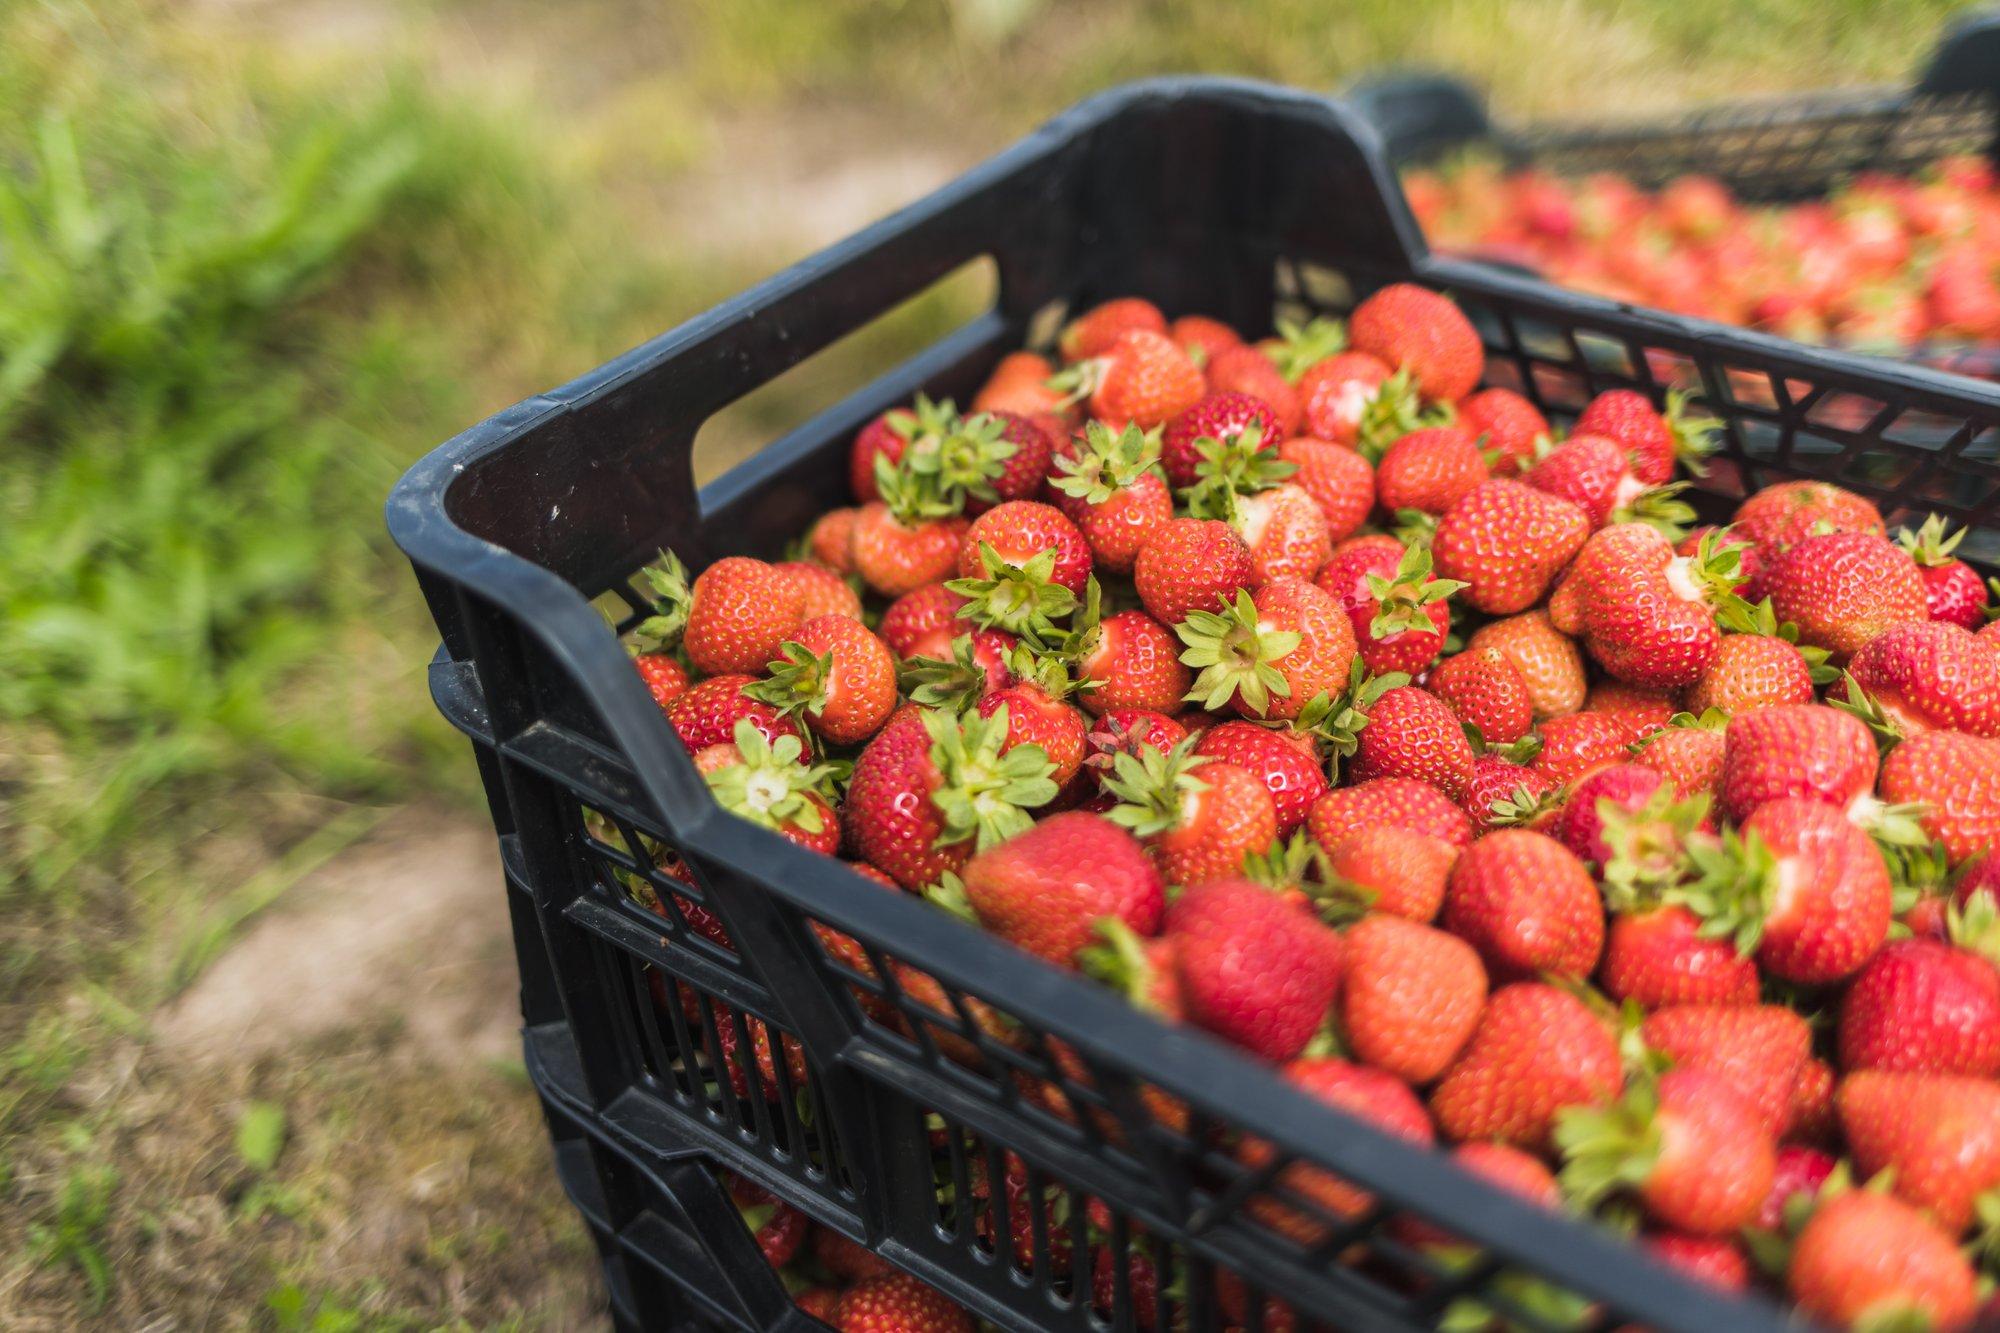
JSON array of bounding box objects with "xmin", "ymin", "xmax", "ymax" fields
[
  {"xmin": 1688, "ymin": 632, "xmax": 1816, "ymax": 714},
  {"xmin": 1167, "ymin": 313, "xmax": 1242, "ymax": 365},
  {"xmin": 807, "ymin": 508, "xmax": 860, "ymax": 573},
  {"xmin": 773, "ymin": 560, "xmax": 863, "ymax": 621},
  {"xmin": 1342, "ymin": 914, "xmax": 1488, "ymax": 1083},
  {"xmin": 972, "ymin": 351, "xmax": 1075, "ymax": 443},
  {"xmin": 1428, "ymin": 645, "xmax": 1534, "ymax": 745},
  {"xmin": 850, "ymin": 503, "xmax": 969, "ymax": 598},
  {"xmin": 1788, "ymin": 1190, "xmax": 1977, "ymax": 1331},
  {"xmin": 1206, "ymin": 342, "xmax": 1304, "ymax": 436},
  {"xmin": 1466, "ymin": 611, "xmax": 1588, "ymax": 719},
  {"xmin": 1233, "ymin": 483, "xmax": 1332, "ymax": 585},
  {"xmin": 1298, "ymin": 350, "xmax": 1393, "ymax": 446},
  {"xmin": 1433, "ymin": 480, "xmax": 1591, "ymax": 615}
]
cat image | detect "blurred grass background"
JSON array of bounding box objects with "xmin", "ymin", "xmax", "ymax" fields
[{"xmin": 0, "ymin": 0, "xmax": 1978, "ymax": 1324}]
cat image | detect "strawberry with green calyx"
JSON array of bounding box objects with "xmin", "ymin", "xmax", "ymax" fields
[
  {"xmin": 1464, "ymin": 754, "xmax": 1563, "ymax": 835},
  {"xmin": 1160, "ymin": 391, "xmax": 1282, "ymax": 490},
  {"xmin": 1353, "ymin": 369, "xmax": 1454, "ymax": 464},
  {"xmin": 1555, "ymin": 1066, "xmax": 1776, "ymax": 1235},
  {"xmin": 1176, "ymin": 578, "xmax": 1356, "ymax": 722},
  {"xmin": 1263, "ymin": 315, "xmax": 1348, "ymax": 382},
  {"xmin": 1896, "ymin": 512, "xmax": 1990, "ymax": 629},
  {"xmin": 1052, "ymin": 328, "xmax": 1206, "ymax": 431},
  {"xmin": 945, "ymin": 540, "xmax": 1078, "ymax": 650},
  {"xmin": 703, "ymin": 720, "xmax": 849, "ymax": 855},
  {"xmin": 1060, "ymin": 579, "xmax": 1187, "ymax": 716},
  {"xmin": 876, "ymin": 393, "xmax": 1030, "ymax": 513},
  {"xmin": 1047, "ymin": 421, "xmax": 1172, "ymax": 573},
  {"xmin": 1703, "ymin": 592, "xmax": 1837, "ymax": 702},
  {"xmin": 1177, "ymin": 422, "xmax": 1300, "ymax": 525},
  {"xmin": 976, "ymin": 643, "xmax": 1092, "ymax": 786},
  {"xmin": 1193, "ymin": 721, "xmax": 1327, "ymax": 836},
  {"xmin": 1638, "ymin": 1003, "xmax": 1811, "ymax": 1136},
  {"xmin": 1079, "ymin": 916, "xmax": 1182, "ymax": 1017},
  {"xmin": 1595, "ymin": 784, "xmax": 1713, "ymax": 908},
  {"xmin": 743, "ymin": 614, "xmax": 897, "ymax": 746},
  {"xmin": 1880, "ymin": 729, "xmax": 2000, "ymax": 866},
  {"xmin": 1572, "ymin": 386, "xmax": 1719, "ymax": 485},
  {"xmin": 851, "ymin": 482, "xmax": 971, "ymax": 600},
  {"xmin": 1844, "ymin": 620, "xmax": 2000, "ymax": 739},
  {"xmin": 897, "ymin": 631, "xmax": 1012, "ymax": 714},
  {"xmin": 1630, "ymin": 708, "xmax": 1729, "ymax": 799},
  {"xmin": 1287, "ymin": 660, "xmax": 1410, "ymax": 775},
  {"xmin": 1102, "ymin": 736, "xmax": 1277, "ymax": 886},
  {"xmin": 1549, "ymin": 524, "xmax": 1745, "ymax": 691},
  {"xmin": 627, "ymin": 552, "xmax": 694, "ymax": 709},
  {"xmin": 1361, "ymin": 544, "xmax": 1466, "ymax": 676},
  {"xmin": 923, "ymin": 705, "xmax": 1060, "ymax": 853},
  {"xmin": 1524, "ymin": 434, "xmax": 1698, "ymax": 537}
]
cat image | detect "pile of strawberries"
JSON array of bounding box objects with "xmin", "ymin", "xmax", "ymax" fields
[
  {"xmin": 1405, "ymin": 153, "xmax": 2000, "ymax": 358},
  {"xmin": 623, "ymin": 281, "xmax": 2000, "ymax": 1332}
]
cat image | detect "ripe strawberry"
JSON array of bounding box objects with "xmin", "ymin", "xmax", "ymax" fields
[
  {"xmin": 1558, "ymin": 1068, "xmax": 1774, "ymax": 1234},
  {"xmin": 1317, "ymin": 825, "xmax": 1457, "ymax": 922},
  {"xmin": 1524, "ymin": 434, "xmax": 1689, "ymax": 531},
  {"xmin": 1132, "ymin": 518, "xmax": 1255, "ymax": 625},
  {"xmin": 1427, "ymin": 646, "xmax": 1532, "ymax": 745},
  {"xmin": 849, "ymin": 408, "xmax": 915, "ymax": 502},
  {"xmin": 851, "ymin": 503, "xmax": 970, "ymax": 598},
  {"xmin": 774, "ymin": 560, "xmax": 863, "ymax": 622},
  {"xmin": 1531, "ymin": 711, "xmax": 1633, "ymax": 787},
  {"xmin": 1297, "ymin": 350, "xmax": 1394, "ymax": 446},
  {"xmin": 745, "ymin": 614, "xmax": 897, "ymax": 745},
  {"xmin": 1549, "ymin": 761, "xmax": 1675, "ymax": 873},
  {"xmin": 1639, "ymin": 1003, "xmax": 1811, "ymax": 1135},
  {"xmin": 977, "ymin": 665, "xmax": 1091, "ymax": 787},
  {"xmin": 1070, "ymin": 328, "xmax": 1205, "ymax": 430},
  {"xmin": 1847, "ymin": 619, "xmax": 2000, "ymax": 737},
  {"xmin": 1376, "ymin": 426, "xmax": 1490, "ymax": 516},
  {"xmin": 1551, "ymin": 523, "xmax": 1740, "ymax": 689},
  {"xmin": 795, "ymin": 1288, "xmax": 841, "ymax": 1322},
  {"xmin": 1341, "ymin": 914, "xmax": 1488, "ymax": 1083},
  {"xmin": 1765, "ymin": 530, "xmax": 1928, "ymax": 660},
  {"xmin": 680, "ymin": 556, "xmax": 807, "ymax": 676},
  {"xmin": 1276, "ymin": 435, "xmax": 1374, "ymax": 541},
  {"xmin": 833, "ymin": 1274, "xmax": 973, "ymax": 1333},
  {"xmin": 1789, "ymin": 1056, "xmax": 1840, "ymax": 1147},
  {"xmin": 1602, "ymin": 906, "xmax": 1760, "ymax": 1010},
  {"xmin": 634, "ymin": 652, "xmax": 689, "ymax": 712},
  {"xmin": 1688, "ymin": 632, "xmax": 1816, "ymax": 713},
  {"xmin": 1641, "ymin": 1234, "xmax": 1750, "ymax": 1294},
  {"xmin": 1431, "ymin": 982, "xmax": 1623, "ymax": 1150},
  {"xmin": 1060, "ymin": 297, "xmax": 1166, "ymax": 362},
  {"xmin": 1393, "ymin": 1142, "xmax": 1560, "ymax": 1252},
  {"xmin": 959, "ymin": 811, "xmax": 1163, "ymax": 968},
  {"xmin": 807, "ymin": 508, "xmax": 860, "ymax": 573},
  {"xmin": 1161, "ymin": 390, "xmax": 1282, "ymax": 489},
  {"xmin": 1165, "ymin": 877, "xmax": 1343, "ymax": 1060},
  {"xmin": 1676, "ymin": 797, "xmax": 1892, "ymax": 984},
  {"xmin": 1462, "ymin": 755, "xmax": 1559, "ymax": 834},
  {"xmin": 1349, "ymin": 283, "xmax": 1484, "ymax": 402},
  {"xmin": 957, "ymin": 499, "xmax": 1091, "ymax": 596},
  {"xmin": 1067, "ymin": 594, "xmax": 1189, "ymax": 717},
  {"xmin": 1838, "ymin": 1070, "xmax": 2000, "ymax": 1234},
  {"xmin": 1837, "ymin": 929, "xmax": 2000, "ymax": 1077},
  {"xmin": 1309, "ymin": 776, "xmax": 1474, "ymax": 848},
  {"xmin": 1082, "ymin": 708, "xmax": 1187, "ymax": 785},
  {"xmin": 1104, "ymin": 741, "xmax": 1277, "ymax": 886},
  {"xmin": 844, "ymin": 705, "xmax": 1058, "ymax": 890},
  {"xmin": 1433, "ymin": 480, "xmax": 1591, "ymax": 615},
  {"xmin": 1466, "ymin": 610, "xmax": 1588, "ymax": 719},
  {"xmin": 1583, "ymin": 679, "xmax": 1678, "ymax": 741},
  {"xmin": 1206, "ymin": 343, "xmax": 1304, "ymax": 436},
  {"xmin": 700, "ymin": 720, "xmax": 845, "ymax": 855},
  {"xmin": 1898, "ymin": 513, "xmax": 1991, "ymax": 629},
  {"xmin": 1046, "ymin": 421, "xmax": 1172, "ymax": 573},
  {"xmin": 1717, "ymin": 703, "xmax": 1876, "ymax": 823},
  {"xmin": 1788, "ymin": 1189, "xmax": 1978, "ymax": 1331},
  {"xmin": 899, "ymin": 629, "xmax": 1018, "ymax": 709},
  {"xmin": 1879, "ymin": 729, "xmax": 2000, "ymax": 864},
  {"xmin": 1241, "ymin": 1057, "xmax": 1433, "ymax": 1242},
  {"xmin": 1350, "ymin": 685, "xmax": 1475, "ymax": 800},
  {"xmin": 1313, "ymin": 532, "xmax": 1403, "ymax": 608},
  {"xmin": 1633, "ymin": 719, "xmax": 1728, "ymax": 799},
  {"xmin": 1194, "ymin": 721, "xmax": 1327, "ymax": 836},
  {"xmin": 1757, "ymin": 1145, "xmax": 1837, "ymax": 1230},
  {"xmin": 1259, "ymin": 314, "xmax": 1350, "ymax": 382},
  {"xmin": 1230, "ymin": 483, "xmax": 1331, "ymax": 586},
  {"xmin": 1732, "ymin": 478, "xmax": 1885, "ymax": 554},
  {"xmin": 1178, "ymin": 580, "xmax": 1357, "ymax": 722},
  {"xmin": 1168, "ymin": 312, "xmax": 1242, "ymax": 364},
  {"xmin": 878, "ymin": 583, "xmax": 969, "ymax": 657},
  {"xmin": 1344, "ymin": 543, "xmax": 1465, "ymax": 679},
  {"xmin": 1444, "ymin": 829, "xmax": 1603, "ymax": 981},
  {"xmin": 1455, "ymin": 386, "xmax": 1548, "ymax": 478},
  {"xmin": 666, "ymin": 674, "xmax": 803, "ymax": 752},
  {"xmin": 1572, "ymin": 387, "xmax": 1717, "ymax": 486}
]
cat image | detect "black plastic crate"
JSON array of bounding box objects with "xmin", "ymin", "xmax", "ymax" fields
[
  {"xmin": 1350, "ymin": 8, "xmax": 2000, "ymax": 197},
  {"xmin": 389, "ymin": 79, "xmax": 2000, "ymax": 1333}
]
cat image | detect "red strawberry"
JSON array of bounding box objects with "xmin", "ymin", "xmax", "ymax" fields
[
  {"xmin": 849, "ymin": 408, "xmax": 915, "ymax": 502},
  {"xmin": 1837, "ymin": 931, "xmax": 2000, "ymax": 1077},
  {"xmin": 796, "ymin": 1288, "xmax": 841, "ymax": 1321},
  {"xmin": 1242, "ymin": 1057, "xmax": 1433, "ymax": 1240},
  {"xmin": 1550, "ymin": 524, "xmax": 1741, "ymax": 690},
  {"xmin": 1431, "ymin": 982, "xmax": 1623, "ymax": 1150},
  {"xmin": 1639, "ymin": 1003, "xmax": 1811, "ymax": 1135},
  {"xmin": 1082, "ymin": 708, "xmax": 1187, "ymax": 787},
  {"xmin": 1161, "ymin": 390, "xmax": 1282, "ymax": 489},
  {"xmin": 700, "ymin": 721, "xmax": 846, "ymax": 855},
  {"xmin": 1350, "ymin": 685, "xmax": 1476, "ymax": 800},
  {"xmin": 1312, "ymin": 532, "xmax": 1404, "ymax": 610},
  {"xmin": 1838, "ymin": 1070, "xmax": 2000, "ymax": 1234},
  {"xmin": 977, "ymin": 669, "xmax": 1090, "ymax": 787},
  {"xmin": 1633, "ymin": 720, "xmax": 1728, "ymax": 799},
  {"xmin": 1297, "ymin": 350, "xmax": 1394, "ymax": 446},
  {"xmin": 1879, "ymin": 729, "xmax": 2000, "ymax": 864},
  {"xmin": 682, "ymin": 556, "xmax": 807, "ymax": 676},
  {"xmin": 774, "ymin": 560, "xmax": 863, "ymax": 622},
  {"xmin": 1276, "ymin": 435, "xmax": 1375, "ymax": 542},
  {"xmin": 1072, "ymin": 329, "xmax": 1205, "ymax": 431},
  {"xmin": 1847, "ymin": 619, "xmax": 2000, "ymax": 737},
  {"xmin": 1177, "ymin": 579, "xmax": 1357, "ymax": 723},
  {"xmin": 1165, "ymin": 877, "xmax": 1343, "ymax": 1060},
  {"xmin": 1168, "ymin": 312, "xmax": 1242, "ymax": 364},
  {"xmin": 634, "ymin": 652, "xmax": 690, "ymax": 712},
  {"xmin": 1717, "ymin": 703, "xmax": 1876, "ymax": 823},
  {"xmin": 1549, "ymin": 762, "xmax": 1675, "ymax": 873},
  {"xmin": 666, "ymin": 674, "xmax": 803, "ymax": 752},
  {"xmin": 851, "ymin": 503, "xmax": 970, "ymax": 598},
  {"xmin": 1376, "ymin": 426, "xmax": 1490, "ymax": 517},
  {"xmin": 1345, "ymin": 544, "xmax": 1464, "ymax": 679},
  {"xmin": 959, "ymin": 811, "xmax": 1163, "ymax": 968},
  {"xmin": 1433, "ymin": 480, "xmax": 1591, "ymax": 615},
  {"xmin": 1455, "ymin": 387, "xmax": 1548, "ymax": 478},
  {"xmin": 1898, "ymin": 514, "xmax": 1991, "ymax": 629},
  {"xmin": 1232, "ymin": 483, "xmax": 1332, "ymax": 586},
  {"xmin": 1732, "ymin": 478, "xmax": 1885, "ymax": 553},
  {"xmin": 1069, "ymin": 595, "xmax": 1190, "ymax": 717},
  {"xmin": 1641, "ymin": 1234, "xmax": 1750, "ymax": 1293},
  {"xmin": 1466, "ymin": 610, "xmax": 1588, "ymax": 720},
  {"xmin": 1572, "ymin": 388, "xmax": 1716, "ymax": 486},
  {"xmin": 1132, "ymin": 518, "xmax": 1255, "ymax": 625},
  {"xmin": 1104, "ymin": 742, "xmax": 1277, "ymax": 886},
  {"xmin": 1531, "ymin": 711, "xmax": 1633, "ymax": 787},
  {"xmin": 899, "ymin": 629, "xmax": 1018, "ymax": 708},
  {"xmin": 1788, "ymin": 1189, "xmax": 1977, "ymax": 1331},
  {"xmin": 807, "ymin": 507, "xmax": 860, "ymax": 573},
  {"xmin": 1318, "ymin": 825, "xmax": 1457, "ymax": 922},
  {"xmin": 1584, "ymin": 680, "xmax": 1679, "ymax": 741},
  {"xmin": 833, "ymin": 1274, "xmax": 972, "ymax": 1333},
  {"xmin": 1765, "ymin": 530, "xmax": 1928, "ymax": 660},
  {"xmin": 1757, "ymin": 1145, "xmax": 1836, "ymax": 1230},
  {"xmin": 973, "ymin": 350, "xmax": 1075, "ymax": 437},
  {"xmin": 1309, "ymin": 777, "xmax": 1473, "ymax": 848},
  {"xmin": 1206, "ymin": 342, "xmax": 1304, "ymax": 436},
  {"xmin": 745, "ymin": 614, "xmax": 897, "ymax": 745},
  {"xmin": 1676, "ymin": 797, "xmax": 1892, "ymax": 984},
  {"xmin": 957, "ymin": 499, "xmax": 1091, "ymax": 595},
  {"xmin": 1462, "ymin": 756, "xmax": 1559, "ymax": 835},
  {"xmin": 1687, "ymin": 632, "xmax": 1816, "ymax": 714},
  {"xmin": 1046, "ymin": 421, "xmax": 1172, "ymax": 573},
  {"xmin": 1557, "ymin": 1068, "xmax": 1774, "ymax": 1235},
  {"xmin": 1194, "ymin": 721, "xmax": 1327, "ymax": 837},
  {"xmin": 1341, "ymin": 914, "xmax": 1488, "ymax": 1083},
  {"xmin": 1790, "ymin": 1057, "xmax": 1839, "ymax": 1147},
  {"xmin": 844, "ymin": 705, "xmax": 1058, "ymax": 890},
  {"xmin": 1444, "ymin": 829, "xmax": 1603, "ymax": 981},
  {"xmin": 878, "ymin": 583, "xmax": 969, "ymax": 656},
  {"xmin": 1602, "ymin": 905, "xmax": 1760, "ymax": 1011},
  {"xmin": 1349, "ymin": 283, "xmax": 1484, "ymax": 402},
  {"xmin": 1060, "ymin": 296, "xmax": 1166, "ymax": 362},
  {"xmin": 1524, "ymin": 434, "xmax": 1688, "ymax": 531},
  {"xmin": 1428, "ymin": 647, "xmax": 1534, "ymax": 746}
]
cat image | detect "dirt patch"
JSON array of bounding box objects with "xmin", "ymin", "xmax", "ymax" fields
[{"xmin": 154, "ymin": 807, "xmax": 518, "ymax": 1065}]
